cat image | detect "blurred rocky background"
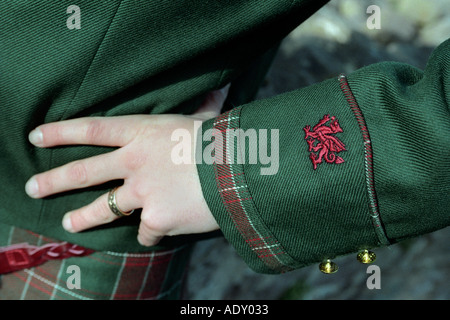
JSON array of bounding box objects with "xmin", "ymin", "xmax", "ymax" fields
[{"xmin": 186, "ymin": 0, "xmax": 449, "ymax": 300}]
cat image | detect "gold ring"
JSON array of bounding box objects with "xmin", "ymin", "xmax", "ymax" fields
[{"xmin": 108, "ymin": 187, "xmax": 134, "ymax": 217}]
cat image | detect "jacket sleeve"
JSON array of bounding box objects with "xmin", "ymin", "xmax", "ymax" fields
[{"xmin": 195, "ymin": 38, "xmax": 450, "ymax": 274}]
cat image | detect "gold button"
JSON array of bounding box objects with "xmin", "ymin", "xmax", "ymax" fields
[
  {"xmin": 319, "ymin": 259, "xmax": 338, "ymax": 274},
  {"xmin": 357, "ymin": 250, "xmax": 376, "ymax": 264}
]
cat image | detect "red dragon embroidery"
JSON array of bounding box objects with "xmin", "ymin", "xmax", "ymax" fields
[{"xmin": 303, "ymin": 115, "xmax": 346, "ymax": 170}]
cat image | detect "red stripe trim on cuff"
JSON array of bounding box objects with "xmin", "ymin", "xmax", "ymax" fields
[{"xmin": 339, "ymin": 74, "xmax": 390, "ymax": 246}]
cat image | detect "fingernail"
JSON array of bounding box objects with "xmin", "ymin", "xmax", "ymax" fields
[
  {"xmin": 25, "ymin": 177, "xmax": 39, "ymax": 198},
  {"xmin": 62, "ymin": 212, "xmax": 74, "ymax": 232},
  {"xmin": 28, "ymin": 128, "xmax": 43, "ymax": 146}
]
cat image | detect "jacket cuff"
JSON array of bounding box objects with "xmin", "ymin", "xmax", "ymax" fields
[
  {"xmin": 196, "ymin": 107, "xmax": 299, "ymax": 274},
  {"xmin": 196, "ymin": 76, "xmax": 383, "ymax": 274},
  {"xmin": 197, "ymin": 38, "xmax": 450, "ymax": 273}
]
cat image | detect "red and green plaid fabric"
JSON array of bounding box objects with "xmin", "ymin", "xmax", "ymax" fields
[
  {"xmin": 0, "ymin": 223, "xmax": 192, "ymax": 300},
  {"xmin": 212, "ymin": 107, "xmax": 297, "ymax": 273}
]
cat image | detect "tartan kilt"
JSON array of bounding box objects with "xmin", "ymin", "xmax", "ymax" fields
[{"xmin": 0, "ymin": 222, "xmax": 193, "ymax": 300}]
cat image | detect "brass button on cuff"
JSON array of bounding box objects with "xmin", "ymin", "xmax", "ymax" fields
[
  {"xmin": 319, "ymin": 259, "xmax": 338, "ymax": 274},
  {"xmin": 357, "ymin": 250, "xmax": 376, "ymax": 264}
]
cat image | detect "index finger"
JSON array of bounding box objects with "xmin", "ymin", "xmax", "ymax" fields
[{"xmin": 29, "ymin": 116, "xmax": 141, "ymax": 148}]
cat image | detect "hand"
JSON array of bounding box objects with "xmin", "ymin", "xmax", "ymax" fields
[{"xmin": 25, "ymin": 85, "xmax": 229, "ymax": 246}]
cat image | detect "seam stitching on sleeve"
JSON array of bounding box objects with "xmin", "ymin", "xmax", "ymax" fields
[{"xmin": 339, "ymin": 74, "xmax": 391, "ymax": 246}]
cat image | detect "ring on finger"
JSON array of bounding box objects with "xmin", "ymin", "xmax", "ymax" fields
[{"xmin": 108, "ymin": 186, "xmax": 134, "ymax": 217}]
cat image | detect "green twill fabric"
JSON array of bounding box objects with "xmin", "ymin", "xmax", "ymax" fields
[
  {"xmin": 0, "ymin": 0, "xmax": 449, "ymax": 281},
  {"xmin": 0, "ymin": 0, "xmax": 329, "ymax": 253},
  {"xmin": 0, "ymin": 222, "xmax": 192, "ymax": 300},
  {"xmin": 346, "ymin": 45, "xmax": 450, "ymax": 243},
  {"xmin": 197, "ymin": 40, "xmax": 450, "ymax": 274}
]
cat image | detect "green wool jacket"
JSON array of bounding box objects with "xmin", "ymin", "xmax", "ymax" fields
[{"xmin": 0, "ymin": 1, "xmax": 448, "ymax": 274}]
